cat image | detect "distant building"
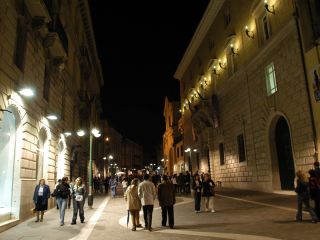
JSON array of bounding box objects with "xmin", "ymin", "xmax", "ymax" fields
[
  {"xmin": 163, "ymin": 96, "xmax": 183, "ymax": 175},
  {"xmin": 175, "ymin": 0, "xmax": 319, "ymax": 192},
  {"xmin": 101, "ymin": 121, "xmax": 143, "ymax": 175}
]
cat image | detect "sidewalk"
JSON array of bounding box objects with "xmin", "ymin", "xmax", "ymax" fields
[{"xmin": 0, "ymin": 194, "xmax": 110, "ymax": 240}]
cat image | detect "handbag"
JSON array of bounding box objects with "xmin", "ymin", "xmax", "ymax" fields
[{"xmin": 75, "ymin": 195, "xmax": 83, "ymax": 202}]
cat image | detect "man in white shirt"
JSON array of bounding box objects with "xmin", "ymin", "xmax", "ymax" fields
[{"xmin": 138, "ymin": 174, "xmax": 156, "ymax": 231}]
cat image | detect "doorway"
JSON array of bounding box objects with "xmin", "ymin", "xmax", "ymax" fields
[{"xmin": 275, "ymin": 117, "xmax": 295, "ymax": 190}]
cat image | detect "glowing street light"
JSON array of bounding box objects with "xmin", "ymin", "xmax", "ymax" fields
[{"xmin": 18, "ymin": 87, "xmax": 34, "ymax": 97}]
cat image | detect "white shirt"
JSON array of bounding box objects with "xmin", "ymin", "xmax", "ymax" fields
[
  {"xmin": 38, "ymin": 186, "xmax": 44, "ymax": 196},
  {"xmin": 138, "ymin": 180, "xmax": 156, "ymax": 206}
]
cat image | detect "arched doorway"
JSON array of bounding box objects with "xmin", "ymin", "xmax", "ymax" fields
[
  {"xmin": 274, "ymin": 117, "xmax": 295, "ymax": 190},
  {"xmin": 0, "ymin": 107, "xmax": 20, "ymax": 215}
]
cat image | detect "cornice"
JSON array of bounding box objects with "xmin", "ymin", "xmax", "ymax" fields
[{"xmin": 174, "ymin": 0, "xmax": 225, "ymax": 81}]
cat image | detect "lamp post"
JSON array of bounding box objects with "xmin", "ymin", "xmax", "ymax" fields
[{"xmin": 77, "ymin": 125, "xmax": 101, "ymax": 209}]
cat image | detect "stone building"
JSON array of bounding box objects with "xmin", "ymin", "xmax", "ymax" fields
[
  {"xmin": 0, "ymin": 0, "xmax": 103, "ymax": 231},
  {"xmin": 163, "ymin": 96, "xmax": 183, "ymax": 175},
  {"xmin": 174, "ymin": 0, "xmax": 319, "ymax": 192}
]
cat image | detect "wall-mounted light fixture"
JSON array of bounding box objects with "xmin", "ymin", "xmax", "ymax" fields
[
  {"xmin": 218, "ymin": 59, "xmax": 226, "ymax": 69},
  {"xmin": 264, "ymin": 0, "xmax": 275, "ymax": 14},
  {"xmin": 230, "ymin": 44, "xmax": 238, "ymax": 55},
  {"xmin": 245, "ymin": 26, "xmax": 254, "ymax": 39},
  {"xmin": 212, "ymin": 66, "xmax": 219, "ymax": 75},
  {"xmin": 18, "ymin": 87, "xmax": 35, "ymax": 97},
  {"xmin": 47, "ymin": 113, "xmax": 59, "ymax": 121},
  {"xmin": 64, "ymin": 131, "xmax": 72, "ymax": 137}
]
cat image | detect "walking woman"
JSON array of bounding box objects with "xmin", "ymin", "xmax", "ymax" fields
[
  {"xmin": 33, "ymin": 179, "xmax": 50, "ymax": 222},
  {"xmin": 295, "ymin": 170, "xmax": 318, "ymax": 223},
  {"xmin": 192, "ymin": 174, "xmax": 202, "ymax": 213},
  {"xmin": 71, "ymin": 177, "xmax": 86, "ymax": 224},
  {"xmin": 109, "ymin": 176, "xmax": 117, "ymax": 199},
  {"xmin": 55, "ymin": 177, "xmax": 70, "ymax": 226},
  {"xmin": 124, "ymin": 178, "xmax": 142, "ymax": 231},
  {"xmin": 202, "ymin": 173, "xmax": 215, "ymax": 212}
]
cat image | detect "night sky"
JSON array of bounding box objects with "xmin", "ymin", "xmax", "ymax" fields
[{"xmin": 89, "ymin": 1, "xmax": 209, "ymax": 152}]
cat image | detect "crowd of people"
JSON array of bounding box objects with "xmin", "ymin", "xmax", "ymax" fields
[{"xmin": 31, "ymin": 161, "xmax": 320, "ymax": 229}]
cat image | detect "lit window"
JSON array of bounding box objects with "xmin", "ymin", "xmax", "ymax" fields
[{"xmin": 265, "ymin": 62, "xmax": 277, "ymax": 96}]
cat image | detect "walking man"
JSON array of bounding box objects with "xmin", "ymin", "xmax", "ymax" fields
[
  {"xmin": 138, "ymin": 174, "xmax": 156, "ymax": 231},
  {"xmin": 158, "ymin": 175, "xmax": 176, "ymax": 228}
]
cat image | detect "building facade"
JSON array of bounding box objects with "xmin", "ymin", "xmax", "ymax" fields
[
  {"xmin": 0, "ymin": 0, "xmax": 103, "ymax": 231},
  {"xmin": 175, "ymin": 0, "xmax": 319, "ymax": 192},
  {"xmin": 163, "ymin": 96, "xmax": 183, "ymax": 175}
]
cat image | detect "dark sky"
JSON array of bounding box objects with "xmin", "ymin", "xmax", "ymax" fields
[{"xmin": 89, "ymin": 1, "xmax": 209, "ymax": 152}]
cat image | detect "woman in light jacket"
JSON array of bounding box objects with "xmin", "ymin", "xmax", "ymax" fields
[
  {"xmin": 124, "ymin": 178, "xmax": 142, "ymax": 231},
  {"xmin": 71, "ymin": 177, "xmax": 86, "ymax": 224},
  {"xmin": 33, "ymin": 179, "xmax": 50, "ymax": 222}
]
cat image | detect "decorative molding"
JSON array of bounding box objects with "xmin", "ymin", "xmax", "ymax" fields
[{"xmin": 174, "ymin": 0, "xmax": 225, "ymax": 81}]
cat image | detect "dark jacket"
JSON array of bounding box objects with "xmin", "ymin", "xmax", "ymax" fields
[
  {"xmin": 295, "ymin": 179, "xmax": 310, "ymax": 198},
  {"xmin": 55, "ymin": 183, "xmax": 70, "ymax": 199},
  {"xmin": 158, "ymin": 181, "xmax": 176, "ymax": 207},
  {"xmin": 192, "ymin": 180, "xmax": 202, "ymax": 194},
  {"xmin": 202, "ymin": 179, "xmax": 215, "ymax": 197},
  {"xmin": 33, "ymin": 184, "xmax": 50, "ymax": 205}
]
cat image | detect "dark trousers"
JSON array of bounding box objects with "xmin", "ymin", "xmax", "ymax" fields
[
  {"xmin": 142, "ymin": 205, "xmax": 153, "ymax": 229},
  {"xmin": 195, "ymin": 192, "xmax": 201, "ymax": 211},
  {"xmin": 314, "ymin": 191, "xmax": 320, "ymax": 218},
  {"xmin": 296, "ymin": 195, "xmax": 318, "ymax": 221},
  {"xmin": 72, "ymin": 199, "xmax": 85, "ymax": 223},
  {"xmin": 161, "ymin": 206, "xmax": 174, "ymax": 227}
]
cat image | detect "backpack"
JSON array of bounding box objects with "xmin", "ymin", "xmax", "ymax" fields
[{"xmin": 56, "ymin": 184, "xmax": 69, "ymax": 198}]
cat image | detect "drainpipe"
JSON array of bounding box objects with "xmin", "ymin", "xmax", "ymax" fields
[{"xmin": 292, "ymin": 0, "xmax": 319, "ymax": 162}]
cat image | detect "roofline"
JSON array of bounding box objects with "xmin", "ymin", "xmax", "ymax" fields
[{"xmin": 174, "ymin": 0, "xmax": 225, "ymax": 81}]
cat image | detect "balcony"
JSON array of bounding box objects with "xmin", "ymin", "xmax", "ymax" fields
[{"xmin": 25, "ymin": 0, "xmax": 51, "ymax": 24}]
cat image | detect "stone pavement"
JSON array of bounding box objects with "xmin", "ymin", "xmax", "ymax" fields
[{"xmin": 1, "ymin": 188, "xmax": 320, "ymax": 240}]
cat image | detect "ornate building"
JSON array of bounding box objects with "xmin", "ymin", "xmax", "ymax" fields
[
  {"xmin": 175, "ymin": 0, "xmax": 319, "ymax": 192},
  {"xmin": 0, "ymin": 0, "xmax": 103, "ymax": 231}
]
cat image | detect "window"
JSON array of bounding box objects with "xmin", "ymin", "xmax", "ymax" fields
[
  {"xmin": 261, "ymin": 14, "xmax": 272, "ymax": 41},
  {"xmin": 219, "ymin": 143, "xmax": 225, "ymax": 165},
  {"xmin": 265, "ymin": 62, "xmax": 277, "ymax": 96},
  {"xmin": 181, "ymin": 146, "xmax": 183, "ymax": 156},
  {"xmin": 237, "ymin": 134, "xmax": 246, "ymax": 162},
  {"xmin": 227, "ymin": 53, "xmax": 236, "ymax": 77},
  {"xmin": 14, "ymin": 17, "xmax": 27, "ymax": 71},
  {"xmin": 177, "ymin": 147, "xmax": 179, "ymax": 158}
]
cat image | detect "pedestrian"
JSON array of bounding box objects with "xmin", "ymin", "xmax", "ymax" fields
[
  {"xmin": 138, "ymin": 174, "xmax": 156, "ymax": 231},
  {"xmin": 124, "ymin": 178, "xmax": 142, "ymax": 231},
  {"xmin": 33, "ymin": 179, "xmax": 50, "ymax": 222},
  {"xmin": 55, "ymin": 179, "xmax": 62, "ymax": 209},
  {"xmin": 122, "ymin": 177, "xmax": 129, "ymax": 194},
  {"xmin": 192, "ymin": 174, "xmax": 202, "ymax": 213},
  {"xmin": 109, "ymin": 176, "xmax": 117, "ymax": 199},
  {"xmin": 202, "ymin": 173, "xmax": 215, "ymax": 212},
  {"xmin": 158, "ymin": 175, "xmax": 175, "ymax": 229},
  {"xmin": 71, "ymin": 177, "xmax": 86, "ymax": 224},
  {"xmin": 309, "ymin": 161, "xmax": 320, "ymax": 218},
  {"xmin": 54, "ymin": 176, "xmax": 70, "ymax": 226},
  {"xmin": 185, "ymin": 171, "xmax": 191, "ymax": 194},
  {"xmin": 295, "ymin": 170, "xmax": 318, "ymax": 223}
]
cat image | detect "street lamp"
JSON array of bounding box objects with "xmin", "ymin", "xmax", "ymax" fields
[{"xmin": 77, "ymin": 126, "xmax": 101, "ymax": 208}]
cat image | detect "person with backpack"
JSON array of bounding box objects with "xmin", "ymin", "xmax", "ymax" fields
[{"xmin": 54, "ymin": 177, "xmax": 70, "ymax": 226}]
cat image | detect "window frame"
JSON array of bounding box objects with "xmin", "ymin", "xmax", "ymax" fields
[{"xmin": 265, "ymin": 62, "xmax": 278, "ymax": 96}]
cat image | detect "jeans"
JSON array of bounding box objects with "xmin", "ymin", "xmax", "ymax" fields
[
  {"xmin": 296, "ymin": 195, "xmax": 318, "ymax": 221},
  {"xmin": 195, "ymin": 192, "xmax": 201, "ymax": 211},
  {"xmin": 161, "ymin": 206, "xmax": 174, "ymax": 227},
  {"xmin": 72, "ymin": 199, "xmax": 85, "ymax": 223},
  {"xmin": 142, "ymin": 205, "xmax": 153, "ymax": 229},
  {"xmin": 204, "ymin": 196, "xmax": 214, "ymax": 211},
  {"xmin": 56, "ymin": 198, "xmax": 67, "ymax": 224}
]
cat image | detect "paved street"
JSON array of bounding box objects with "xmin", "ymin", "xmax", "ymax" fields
[{"xmin": 1, "ymin": 188, "xmax": 319, "ymax": 240}]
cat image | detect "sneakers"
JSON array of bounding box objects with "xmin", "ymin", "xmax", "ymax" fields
[
  {"xmin": 136, "ymin": 224, "xmax": 142, "ymax": 228},
  {"xmin": 60, "ymin": 223, "xmax": 64, "ymax": 226},
  {"xmin": 131, "ymin": 227, "xmax": 136, "ymax": 231},
  {"xmin": 211, "ymin": 210, "xmax": 216, "ymax": 213}
]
